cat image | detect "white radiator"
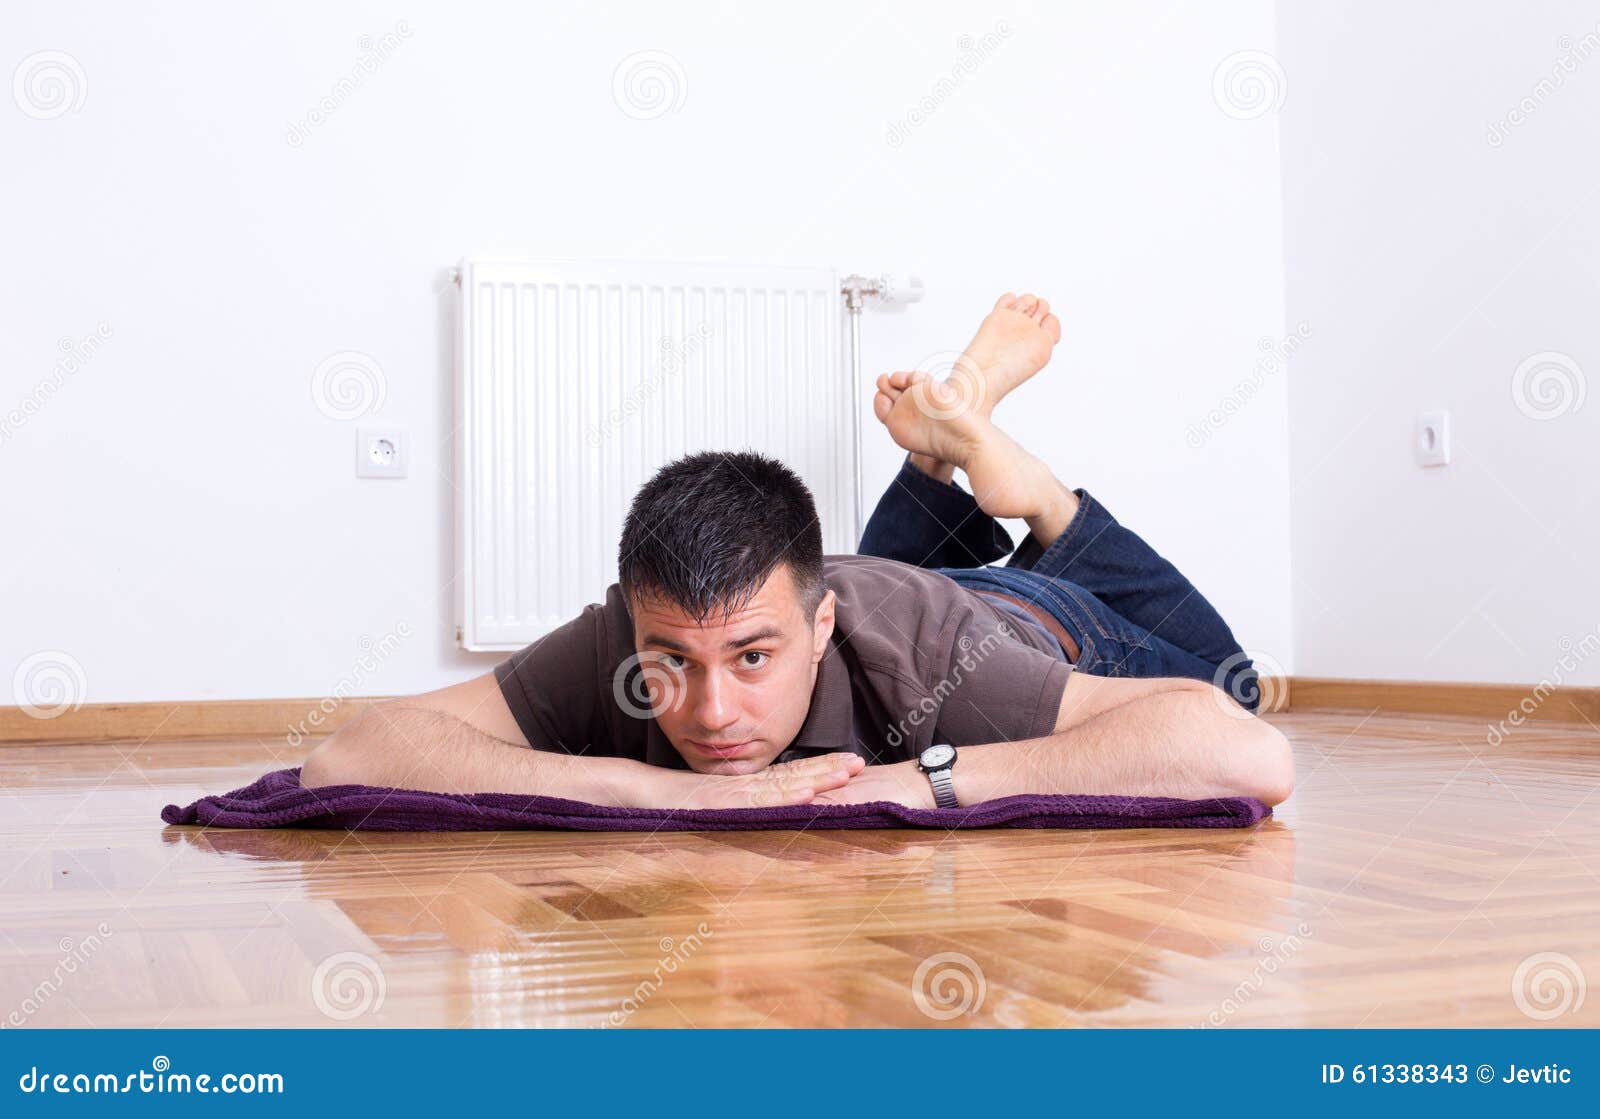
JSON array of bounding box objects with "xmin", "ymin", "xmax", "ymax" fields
[{"xmin": 455, "ymin": 258, "xmax": 855, "ymax": 651}]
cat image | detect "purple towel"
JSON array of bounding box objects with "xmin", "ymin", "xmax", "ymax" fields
[{"xmin": 160, "ymin": 768, "xmax": 1270, "ymax": 831}]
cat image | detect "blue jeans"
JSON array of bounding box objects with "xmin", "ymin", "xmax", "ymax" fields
[{"xmin": 857, "ymin": 455, "xmax": 1259, "ymax": 709}]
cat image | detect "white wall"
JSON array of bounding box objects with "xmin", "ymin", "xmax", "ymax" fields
[
  {"xmin": 2, "ymin": 0, "xmax": 1290, "ymax": 707},
  {"xmin": 1279, "ymin": 0, "xmax": 1600, "ymax": 685}
]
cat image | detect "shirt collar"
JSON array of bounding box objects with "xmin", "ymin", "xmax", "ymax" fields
[{"xmin": 786, "ymin": 638, "xmax": 855, "ymax": 751}]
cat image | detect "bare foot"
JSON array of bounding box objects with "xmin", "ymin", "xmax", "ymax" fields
[
  {"xmin": 953, "ymin": 292, "xmax": 1063, "ymax": 418},
  {"xmin": 962, "ymin": 424, "xmax": 1078, "ymax": 531},
  {"xmin": 874, "ymin": 369, "xmax": 1078, "ymax": 533},
  {"xmin": 907, "ymin": 452, "xmax": 955, "ymax": 484},
  {"xmin": 873, "ymin": 370, "xmax": 986, "ymax": 469},
  {"xmin": 885, "ymin": 292, "xmax": 1061, "ymax": 484}
]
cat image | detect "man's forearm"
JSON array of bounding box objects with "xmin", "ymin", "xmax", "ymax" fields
[
  {"xmin": 301, "ymin": 703, "xmax": 867, "ymax": 810},
  {"xmin": 302, "ymin": 704, "xmax": 650, "ymax": 805},
  {"xmin": 952, "ymin": 688, "xmax": 1293, "ymax": 806}
]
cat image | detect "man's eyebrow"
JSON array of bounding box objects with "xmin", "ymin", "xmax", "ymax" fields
[{"xmin": 639, "ymin": 626, "xmax": 785, "ymax": 653}]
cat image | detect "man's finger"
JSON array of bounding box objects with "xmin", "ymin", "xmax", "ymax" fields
[
  {"xmin": 745, "ymin": 775, "xmax": 825, "ymax": 807},
  {"xmin": 773, "ymin": 751, "xmax": 862, "ymax": 776},
  {"xmin": 762, "ymin": 766, "xmax": 850, "ymax": 802}
]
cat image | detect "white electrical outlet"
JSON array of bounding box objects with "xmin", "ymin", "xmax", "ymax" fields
[
  {"xmin": 1415, "ymin": 411, "xmax": 1450, "ymax": 467},
  {"xmin": 356, "ymin": 426, "xmax": 408, "ymax": 478}
]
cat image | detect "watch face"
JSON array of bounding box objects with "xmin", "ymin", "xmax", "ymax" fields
[{"xmin": 921, "ymin": 743, "xmax": 956, "ymax": 769}]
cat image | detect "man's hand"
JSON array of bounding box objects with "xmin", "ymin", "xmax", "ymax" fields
[
  {"xmin": 810, "ymin": 759, "xmax": 935, "ymax": 809},
  {"xmin": 649, "ymin": 751, "xmax": 868, "ymax": 810}
]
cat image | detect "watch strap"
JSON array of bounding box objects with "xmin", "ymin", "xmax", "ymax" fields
[{"xmin": 926, "ymin": 765, "xmax": 958, "ymax": 810}]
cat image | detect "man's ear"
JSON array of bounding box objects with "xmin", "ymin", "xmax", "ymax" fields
[{"xmin": 811, "ymin": 588, "xmax": 836, "ymax": 659}]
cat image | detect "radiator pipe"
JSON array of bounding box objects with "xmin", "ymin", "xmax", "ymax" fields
[
  {"xmin": 840, "ymin": 273, "xmax": 924, "ymax": 547},
  {"xmin": 843, "ymin": 282, "xmax": 867, "ymax": 545}
]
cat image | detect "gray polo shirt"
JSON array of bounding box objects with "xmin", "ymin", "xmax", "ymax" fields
[{"xmin": 493, "ymin": 554, "xmax": 1073, "ymax": 769}]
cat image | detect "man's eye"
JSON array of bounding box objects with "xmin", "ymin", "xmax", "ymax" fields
[
  {"xmin": 659, "ymin": 653, "xmax": 687, "ymax": 670},
  {"xmin": 740, "ymin": 651, "xmax": 769, "ymax": 668}
]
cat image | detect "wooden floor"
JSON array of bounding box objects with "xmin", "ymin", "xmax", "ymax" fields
[{"xmin": 1, "ymin": 711, "xmax": 1596, "ymax": 1028}]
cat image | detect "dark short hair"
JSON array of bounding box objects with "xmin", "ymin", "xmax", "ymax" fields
[{"xmin": 618, "ymin": 450, "xmax": 826, "ymax": 624}]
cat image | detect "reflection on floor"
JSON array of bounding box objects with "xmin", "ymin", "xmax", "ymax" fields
[{"xmin": 1, "ymin": 711, "xmax": 1595, "ymax": 1027}]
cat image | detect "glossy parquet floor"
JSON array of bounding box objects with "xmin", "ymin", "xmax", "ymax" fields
[{"xmin": 1, "ymin": 711, "xmax": 1596, "ymax": 1027}]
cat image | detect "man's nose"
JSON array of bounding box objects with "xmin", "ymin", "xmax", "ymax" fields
[{"xmin": 691, "ymin": 672, "xmax": 739, "ymax": 731}]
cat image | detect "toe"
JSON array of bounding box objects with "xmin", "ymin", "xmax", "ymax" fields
[
  {"xmin": 1031, "ymin": 297, "xmax": 1050, "ymax": 323},
  {"xmin": 994, "ymin": 292, "xmax": 1017, "ymax": 310},
  {"xmin": 1041, "ymin": 313, "xmax": 1062, "ymax": 343},
  {"xmin": 887, "ymin": 370, "xmax": 916, "ymax": 390},
  {"xmin": 1014, "ymin": 293, "xmax": 1039, "ymax": 315},
  {"xmin": 873, "ymin": 391, "xmax": 893, "ymax": 422}
]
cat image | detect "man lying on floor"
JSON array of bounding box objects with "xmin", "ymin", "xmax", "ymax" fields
[{"xmin": 302, "ymin": 293, "xmax": 1293, "ymax": 811}]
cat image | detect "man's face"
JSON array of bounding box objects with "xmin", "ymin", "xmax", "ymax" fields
[{"xmin": 627, "ymin": 564, "xmax": 836, "ymax": 775}]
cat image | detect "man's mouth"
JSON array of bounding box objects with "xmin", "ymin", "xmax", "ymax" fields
[{"xmin": 687, "ymin": 739, "xmax": 758, "ymax": 758}]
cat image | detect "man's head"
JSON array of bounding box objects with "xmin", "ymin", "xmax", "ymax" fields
[{"xmin": 616, "ymin": 451, "xmax": 836, "ymax": 775}]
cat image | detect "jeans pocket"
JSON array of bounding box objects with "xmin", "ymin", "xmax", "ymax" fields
[{"xmin": 1084, "ymin": 634, "xmax": 1166, "ymax": 678}]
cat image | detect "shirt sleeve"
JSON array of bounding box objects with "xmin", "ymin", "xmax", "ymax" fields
[
  {"xmin": 492, "ymin": 603, "xmax": 615, "ymax": 755},
  {"xmin": 929, "ymin": 605, "xmax": 1073, "ymax": 747}
]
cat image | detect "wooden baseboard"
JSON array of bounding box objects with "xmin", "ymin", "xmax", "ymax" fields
[
  {"xmin": 1254, "ymin": 675, "xmax": 1292, "ymax": 714},
  {"xmin": 0, "ymin": 696, "xmax": 391, "ymax": 746},
  {"xmin": 1284, "ymin": 677, "xmax": 1600, "ymax": 726},
  {"xmin": 3, "ymin": 676, "xmax": 1595, "ymax": 745}
]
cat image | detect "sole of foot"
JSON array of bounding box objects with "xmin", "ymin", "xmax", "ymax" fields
[
  {"xmin": 871, "ymin": 374, "xmax": 1064, "ymax": 520},
  {"xmin": 955, "ymin": 292, "xmax": 1063, "ymax": 418},
  {"xmin": 871, "ymin": 291, "xmax": 1061, "ymax": 481},
  {"xmin": 873, "ymin": 369, "xmax": 987, "ymax": 469}
]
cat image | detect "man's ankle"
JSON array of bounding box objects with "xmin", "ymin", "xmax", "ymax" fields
[
  {"xmin": 1025, "ymin": 482, "xmax": 1081, "ymax": 549},
  {"xmin": 907, "ymin": 453, "xmax": 956, "ymax": 485}
]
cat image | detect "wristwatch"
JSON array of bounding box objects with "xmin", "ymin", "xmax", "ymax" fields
[{"xmin": 918, "ymin": 743, "xmax": 959, "ymax": 809}]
